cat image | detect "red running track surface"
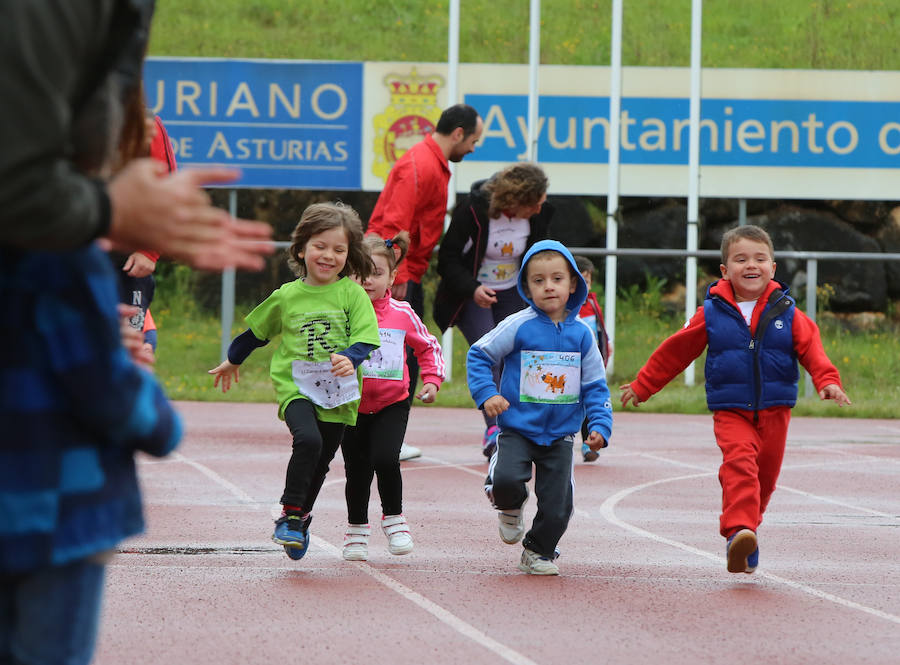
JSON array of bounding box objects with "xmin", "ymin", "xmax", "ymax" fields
[{"xmin": 94, "ymin": 402, "xmax": 900, "ymax": 665}]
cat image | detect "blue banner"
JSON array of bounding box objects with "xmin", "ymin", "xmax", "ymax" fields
[
  {"xmin": 144, "ymin": 58, "xmax": 363, "ymax": 189},
  {"xmin": 466, "ymin": 93, "xmax": 900, "ymax": 168}
]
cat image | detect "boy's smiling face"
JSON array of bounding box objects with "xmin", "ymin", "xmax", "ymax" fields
[
  {"xmin": 524, "ymin": 252, "xmax": 577, "ymax": 322},
  {"xmin": 720, "ymin": 237, "xmax": 776, "ymax": 302}
]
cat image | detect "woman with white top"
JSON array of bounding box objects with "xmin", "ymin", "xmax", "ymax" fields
[{"xmin": 433, "ymin": 162, "xmax": 553, "ymax": 458}]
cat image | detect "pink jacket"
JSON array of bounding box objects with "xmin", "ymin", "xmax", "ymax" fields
[{"xmin": 359, "ymin": 291, "xmax": 445, "ymax": 414}]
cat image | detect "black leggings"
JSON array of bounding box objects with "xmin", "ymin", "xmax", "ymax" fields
[
  {"xmin": 280, "ymin": 399, "xmax": 345, "ymax": 511},
  {"xmin": 341, "ymin": 400, "xmax": 411, "ymax": 524}
]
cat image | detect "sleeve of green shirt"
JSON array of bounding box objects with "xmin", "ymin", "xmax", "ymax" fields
[
  {"xmin": 245, "ymin": 288, "xmax": 283, "ymax": 341},
  {"xmin": 346, "ymin": 282, "xmax": 381, "ymax": 348}
]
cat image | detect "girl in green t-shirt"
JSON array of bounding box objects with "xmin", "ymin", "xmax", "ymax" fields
[{"xmin": 209, "ymin": 202, "xmax": 380, "ymax": 561}]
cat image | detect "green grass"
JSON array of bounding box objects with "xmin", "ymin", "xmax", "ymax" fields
[{"xmin": 150, "ymin": 0, "xmax": 900, "ymax": 70}]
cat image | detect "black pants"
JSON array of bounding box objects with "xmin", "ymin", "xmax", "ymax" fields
[
  {"xmin": 341, "ymin": 400, "xmax": 411, "ymax": 523},
  {"xmin": 280, "ymin": 399, "xmax": 345, "ymax": 511},
  {"xmin": 484, "ymin": 429, "xmax": 575, "ymax": 559},
  {"xmin": 401, "ymin": 280, "xmax": 424, "ymax": 406}
]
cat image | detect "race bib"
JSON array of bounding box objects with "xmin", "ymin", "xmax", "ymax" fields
[
  {"xmin": 519, "ymin": 350, "xmax": 581, "ymax": 404},
  {"xmin": 361, "ymin": 328, "xmax": 406, "ymax": 380},
  {"xmin": 291, "ymin": 359, "xmax": 360, "ymax": 408}
]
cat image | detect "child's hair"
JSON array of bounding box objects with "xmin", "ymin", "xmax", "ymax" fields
[
  {"xmin": 483, "ymin": 162, "xmax": 549, "ymax": 219},
  {"xmin": 288, "ymin": 202, "xmax": 374, "ymax": 281},
  {"xmin": 526, "ymin": 249, "xmax": 580, "ymax": 281},
  {"xmin": 363, "ymin": 231, "xmax": 410, "ymax": 273},
  {"xmin": 573, "ymin": 255, "xmax": 595, "ymax": 276},
  {"xmin": 720, "ymin": 224, "xmax": 775, "ymax": 264}
]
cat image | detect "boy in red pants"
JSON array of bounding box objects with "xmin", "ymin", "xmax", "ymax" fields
[{"xmin": 620, "ymin": 225, "xmax": 850, "ymax": 574}]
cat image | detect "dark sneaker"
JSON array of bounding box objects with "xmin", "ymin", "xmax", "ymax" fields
[
  {"xmin": 582, "ymin": 442, "xmax": 599, "ymax": 462},
  {"xmin": 726, "ymin": 528, "xmax": 757, "ymax": 574},
  {"xmin": 273, "ymin": 513, "xmax": 312, "ymax": 560}
]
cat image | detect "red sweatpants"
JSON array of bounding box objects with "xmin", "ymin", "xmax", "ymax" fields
[{"xmin": 713, "ymin": 407, "xmax": 791, "ymax": 537}]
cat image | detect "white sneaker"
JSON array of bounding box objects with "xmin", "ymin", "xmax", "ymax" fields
[
  {"xmin": 518, "ymin": 548, "xmax": 559, "ymax": 575},
  {"xmin": 398, "ymin": 443, "xmax": 421, "ymax": 461},
  {"xmin": 342, "ymin": 524, "xmax": 370, "ymax": 561},
  {"xmin": 381, "ymin": 514, "xmax": 413, "ymax": 555},
  {"xmin": 497, "ymin": 490, "xmax": 529, "ymax": 544}
]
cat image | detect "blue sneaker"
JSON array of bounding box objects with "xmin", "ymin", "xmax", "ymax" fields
[
  {"xmin": 482, "ymin": 425, "xmax": 500, "ymax": 458},
  {"xmin": 582, "ymin": 442, "xmax": 599, "ymax": 462},
  {"xmin": 726, "ymin": 528, "xmax": 758, "ymax": 574},
  {"xmin": 273, "ymin": 513, "xmax": 312, "ymax": 560}
]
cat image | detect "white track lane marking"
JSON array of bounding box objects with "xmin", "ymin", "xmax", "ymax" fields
[
  {"xmin": 169, "ymin": 452, "xmax": 539, "ymax": 665},
  {"xmin": 597, "ymin": 471, "xmax": 900, "ymax": 626},
  {"xmin": 638, "ymin": 451, "xmax": 899, "ymax": 520}
]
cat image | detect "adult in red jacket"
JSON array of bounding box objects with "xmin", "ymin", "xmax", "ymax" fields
[{"xmin": 366, "ymin": 103, "xmax": 482, "ymax": 460}]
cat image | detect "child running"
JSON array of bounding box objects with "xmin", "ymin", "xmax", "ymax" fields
[
  {"xmin": 340, "ymin": 232, "xmax": 445, "ymax": 561},
  {"xmin": 467, "ymin": 240, "xmax": 613, "ymax": 575},
  {"xmin": 621, "ymin": 224, "xmax": 851, "ymax": 574},
  {"xmin": 209, "ymin": 202, "xmax": 380, "ymax": 561},
  {"xmin": 573, "ymin": 255, "xmax": 612, "ymax": 463}
]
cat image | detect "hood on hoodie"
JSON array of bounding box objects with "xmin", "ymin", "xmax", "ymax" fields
[{"xmin": 516, "ymin": 239, "xmax": 587, "ymax": 321}]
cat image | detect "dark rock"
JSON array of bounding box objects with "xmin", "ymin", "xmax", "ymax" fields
[{"xmin": 756, "ymin": 207, "xmax": 886, "ymax": 312}]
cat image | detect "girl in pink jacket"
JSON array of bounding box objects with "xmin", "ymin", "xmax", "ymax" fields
[{"xmin": 341, "ymin": 232, "xmax": 445, "ymax": 561}]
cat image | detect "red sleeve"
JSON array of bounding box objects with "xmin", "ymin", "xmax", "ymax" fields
[
  {"xmin": 150, "ymin": 116, "xmax": 177, "ymax": 172},
  {"xmin": 792, "ymin": 310, "xmax": 842, "ymax": 390},
  {"xmin": 369, "ymin": 161, "xmax": 417, "ymax": 284},
  {"xmin": 137, "ymin": 117, "xmax": 177, "ymax": 264},
  {"xmin": 631, "ymin": 307, "xmax": 708, "ymax": 401}
]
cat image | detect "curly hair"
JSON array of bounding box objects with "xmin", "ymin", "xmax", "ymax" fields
[
  {"xmin": 483, "ymin": 162, "xmax": 548, "ymax": 219},
  {"xmin": 287, "ymin": 202, "xmax": 374, "ymax": 281},
  {"xmin": 363, "ymin": 231, "xmax": 410, "ymax": 273}
]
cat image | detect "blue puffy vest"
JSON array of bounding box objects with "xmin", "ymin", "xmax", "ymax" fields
[{"xmin": 703, "ymin": 282, "xmax": 798, "ymax": 411}]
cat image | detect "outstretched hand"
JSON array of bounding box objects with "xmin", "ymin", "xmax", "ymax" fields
[
  {"xmin": 209, "ymin": 359, "xmax": 240, "ymax": 393},
  {"xmin": 107, "ymin": 160, "xmax": 274, "ymax": 272},
  {"xmin": 818, "ymin": 383, "xmax": 851, "ymax": 406},
  {"xmin": 620, "ymin": 383, "xmax": 642, "ymax": 408}
]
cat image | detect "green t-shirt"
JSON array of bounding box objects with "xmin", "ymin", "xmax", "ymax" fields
[{"xmin": 245, "ymin": 277, "xmax": 379, "ymax": 425}]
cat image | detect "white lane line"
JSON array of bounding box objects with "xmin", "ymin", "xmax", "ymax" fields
[
  {"xmin": 169, "ymin": 452, "xmax": 538, "ymax": 665},
  {"xmin": 171, "ymin": 452, "xmax": 257, "ymax": 504},
  {"xmin": 639, "ymin": 452, "xmax": 899, "ymax": 520},
  {"xmin": 310, "ymin": 537, "xmax": 540, "ymax": 665},
  {"xmin": 597, "ymin": 473, "xmax": 900, "ymax": 626}
]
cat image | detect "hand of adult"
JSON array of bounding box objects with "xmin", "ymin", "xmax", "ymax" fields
[
  {"xmin": 392, "ymin": 280, "xmax": 408, "ymax": 300},
  {"xmin": 107, "ymin": 160, "xmax": 274, "ymax": 272},
  {"xmin": 122, "ymin": 252, "xmax": 156, "ymax": 278},
  {"xmin": 473, "ymin": 284, "xmax": 497, "ymax": 308}
]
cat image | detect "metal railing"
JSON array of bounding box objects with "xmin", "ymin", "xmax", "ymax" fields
[{"xmin": 219, "ymin": 244, "xmax": 900, "ymax": 395}]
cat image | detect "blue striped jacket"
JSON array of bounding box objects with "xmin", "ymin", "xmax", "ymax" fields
[{"xmin": 0, "ymin": 244, "xmax": 182, "ymax": 573}]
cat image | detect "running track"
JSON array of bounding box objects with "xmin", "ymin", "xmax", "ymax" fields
[{"xmin": 94, "ymin": 403, "xmax": 900, "ymax": 665}]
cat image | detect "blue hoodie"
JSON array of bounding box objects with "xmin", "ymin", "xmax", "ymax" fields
[{"xmin": 466, "ymin": 240, "xmax": 613, "ymax": 446}]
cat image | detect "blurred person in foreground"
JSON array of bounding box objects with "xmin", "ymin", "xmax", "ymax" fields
[{"xmin": 0, "ymin": 2, "xmax": 272, "ymax": 664}]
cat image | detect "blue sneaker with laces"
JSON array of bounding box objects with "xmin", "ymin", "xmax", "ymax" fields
[
  {"xmin": 482, "ymin": 425, "xmax": 500, "ymax": 458},
  {"xmin": 582, "ymin": 442, "xmax": 599, "ymax": 462},
  {"xmin": 273, "ymin": 513, "xmax": 312, "ymax": 560},
  {"xmin": 726, "ymin": 528, "xmax": 758, "ymax": 574}
]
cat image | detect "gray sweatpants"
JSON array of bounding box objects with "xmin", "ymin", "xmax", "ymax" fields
[{"xmin": 484, "ymin": 429, "xmax": 575, "ymax": 559}]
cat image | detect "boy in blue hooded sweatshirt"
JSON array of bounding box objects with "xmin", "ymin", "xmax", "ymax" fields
[{"xmin": 467, "ymin": 240, "xmax": 613, "ymax": 575}]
